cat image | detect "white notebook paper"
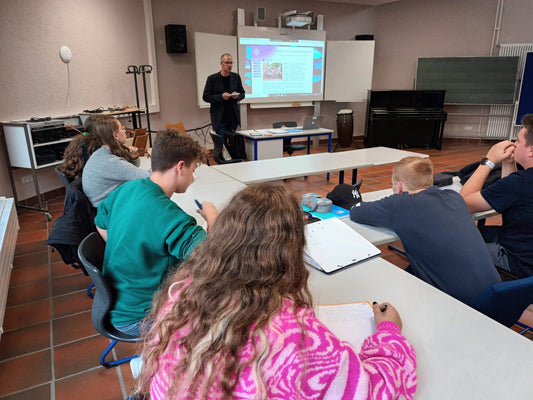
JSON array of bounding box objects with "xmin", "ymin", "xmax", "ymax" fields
[
  {"xmin": 316, "ymin": 302, "xmax": 376, "ymax": 352},
  {"xmin": 304, "ymin": 217, "xmax": 381, "ymax": 273}
]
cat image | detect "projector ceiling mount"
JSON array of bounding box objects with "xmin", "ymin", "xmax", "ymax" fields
[{"xmin": 278, "ymin": 10, "xmax": 314, "ymax": 28}]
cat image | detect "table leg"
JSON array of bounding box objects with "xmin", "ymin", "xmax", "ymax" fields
[
  {"xmin": 254, "ymin": 141, "xmax": 258, "ymax": 161},
  {"xmin": 339, "ymin": 171, "xmax": 344, "ymax": 184},
  {"xmin": 327, "ymin": 133, "xmax": 332, "ymax": 180},
  {"xmin": 352, "ymin": 169, "xmax": 358, "ymax": 185},
  {"xmin": 132, "ymin": 111, "xmax": 139, "ymax": 130}
]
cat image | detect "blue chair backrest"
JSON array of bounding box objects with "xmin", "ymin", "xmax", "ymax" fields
[{"xmin": 472, "ymin": 275, "xmax": 533, "ymax": 327}]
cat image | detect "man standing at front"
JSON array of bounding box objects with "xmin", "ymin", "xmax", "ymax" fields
[{"xmin": 202, "ymin": 53, "xmax": 245, "ymax": 139}]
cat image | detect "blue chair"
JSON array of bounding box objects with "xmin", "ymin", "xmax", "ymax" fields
[
  {"xmin": 472, "ymin": 274, "xmax": 533, "ymax": 335},
  {"xmin": 78, "ymin": 232, "xmax": 140, "ymax": 368}
]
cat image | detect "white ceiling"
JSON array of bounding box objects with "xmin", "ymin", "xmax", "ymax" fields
[{"xmin": 316, "ymin": 0, "xmax": 400, "ymax": 5}]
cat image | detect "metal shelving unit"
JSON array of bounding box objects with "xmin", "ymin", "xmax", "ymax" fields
[{"xmin": 1, "ymin": 116, "xmax": 82, "ymax": 220}]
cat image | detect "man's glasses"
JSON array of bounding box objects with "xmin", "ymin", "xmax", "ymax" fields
[{"xmin": 223, "ymin": 62, "xmax": 233, "ymax": 64}]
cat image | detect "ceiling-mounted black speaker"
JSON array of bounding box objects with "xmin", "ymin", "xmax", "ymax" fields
[
  {"xmin": 165, "ymin": 24, "xmax": 187, "ymax": 53},
  {"xmin": 355, "ymin": 34, "xmax": 374, "ymax": 41}
]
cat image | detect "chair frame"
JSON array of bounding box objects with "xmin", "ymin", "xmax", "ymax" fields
[
  {"xmin": 78, "ymin": 232, "xmax": 140, "ymax": 368},
  {"xmin": 54, "ymin": 166, "xmax": 73, "ymax": 189},
  {"xmin": 272, "ymin": 121, "xmax": 306, "ymax": 156}
]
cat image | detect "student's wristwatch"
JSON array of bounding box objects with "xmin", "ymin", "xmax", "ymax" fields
[{"xmin": 480, "ymin": 157, "xmax": 495, "ymax": 169}]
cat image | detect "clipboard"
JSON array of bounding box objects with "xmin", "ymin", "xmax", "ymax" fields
[{"xmin": 304, "ymin": 217, "xmax": 381, "ymax": 273}]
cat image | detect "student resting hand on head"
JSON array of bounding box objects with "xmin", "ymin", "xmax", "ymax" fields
[
  {"xmin": 82, "ymin": 115, "xmax": 149, "ymax": 207},
  {"xmin": 133, "ymin": 183, "xmax": 417, "ymax": 400},
  {"xmin": 461, "ymin": 113, "xmax": 533, "ymax": 278}
]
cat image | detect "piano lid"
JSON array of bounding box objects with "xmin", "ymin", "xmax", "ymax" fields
[{"xmin": 368, "ymin": 90, "xmax": 446, "ymax": 110}]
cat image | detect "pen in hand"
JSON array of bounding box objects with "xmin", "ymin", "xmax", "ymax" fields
[{"xmin": 195, "ymin": 199, "xmax": 203, "ymax": 210}]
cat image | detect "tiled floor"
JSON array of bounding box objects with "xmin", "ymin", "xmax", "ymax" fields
[{"xmin": 1, "ymin": 139, "xmax": 532, "ymax": 399}]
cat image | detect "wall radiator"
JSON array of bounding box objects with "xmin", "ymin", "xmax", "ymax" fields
[
  {"xmin": 0, "ymin": 198, "xmax": 19, "ymax": 339},
  {"xmin": 487, "ymin": 43, "xmax": 533, "ymax": 139}
]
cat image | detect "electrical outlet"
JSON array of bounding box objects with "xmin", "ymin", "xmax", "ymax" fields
[
  {"xmin": 21, "ymin": 175, "xmax": 33, "ymax": 184},
  {"xmin": 464, "ymin": 125, "xmax": 473, "ymax": 131}
]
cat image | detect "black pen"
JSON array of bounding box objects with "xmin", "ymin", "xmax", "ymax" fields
[{"xmin": 195, "ymin": 199, "xmax": 203, "ymax": 209}]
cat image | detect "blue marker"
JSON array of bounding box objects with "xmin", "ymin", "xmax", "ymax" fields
[{"xmin": 194, "ymin": 199, "xmax": 203, "ymax": 209}]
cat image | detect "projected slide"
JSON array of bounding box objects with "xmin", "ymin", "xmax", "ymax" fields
[{"xmin": 238, "ymin": 27, "xmax": 325, "ymax": 103}]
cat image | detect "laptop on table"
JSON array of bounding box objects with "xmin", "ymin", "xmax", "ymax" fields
[{"xmin": 302, "ymin": 115, "xmax": 323, "ymax": 130}]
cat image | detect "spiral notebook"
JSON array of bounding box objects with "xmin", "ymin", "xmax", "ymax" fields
[{"xmin": 304, "ymin": 217, "xmax": 381, "ymax": 274}]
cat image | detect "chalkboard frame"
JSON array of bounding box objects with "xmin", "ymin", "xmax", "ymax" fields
[
  {"xmin": 416, "ymin": 56, "xmax": 519, "ymax": 105},
  {"xmin": 515, "ymin": 52, "xmax": 533, "ymax": 125}
]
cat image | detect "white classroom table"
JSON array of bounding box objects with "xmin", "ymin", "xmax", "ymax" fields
[
  {"xmin": 237, "ymin": 127, "xmax": 334, "ymax": 160},
  {"xmin": 139, "ymin": 157, "xmax": 235, "ymax": 186},
  {"xmin": 139, "ymin": 156, "xmax": 246, "ymax": 229},
  {"xmin": 309, "ymin": 256, "xmax": 533, "ymax": 400},
  {"xmin": 212, "ymin": 147, "xmax": 427, "ymax": 185},
  {"xmin": 171, "ymin": 179, "xmax": 246, "ymax": 229}
]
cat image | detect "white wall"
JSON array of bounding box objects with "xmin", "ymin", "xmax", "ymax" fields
[{"xmin": 0, "ymin": 0, "xmax": 149, "ymax": 199}]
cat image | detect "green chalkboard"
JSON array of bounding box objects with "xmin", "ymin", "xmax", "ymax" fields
[{"xmin": 416, "ymin": 57, "xmax": 519, "ymax": 104}]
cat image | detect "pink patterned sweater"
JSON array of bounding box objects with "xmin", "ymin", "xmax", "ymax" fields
[{"xmin": 151, "ymin": 299, "xmax": 417, "ymax": 399}]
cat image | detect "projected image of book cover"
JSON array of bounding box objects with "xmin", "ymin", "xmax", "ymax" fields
[{"xmin": 238, "ymin": 26, "xmax": 325, "ymax": 104}]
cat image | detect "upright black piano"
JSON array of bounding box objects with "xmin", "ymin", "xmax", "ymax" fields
[{"xmin": 364, "ymin": 90, "xmax": 447, "ymax": 150}]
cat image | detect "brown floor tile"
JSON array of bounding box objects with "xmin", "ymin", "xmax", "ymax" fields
[
  {"xmin": 52, "ymin": 311, "xmax": 97, "ymax": 345},
  {"xmin": 114, "ymin": 341, "xmax": 140, "ymax": 361},
  {"xmin": 54, "ymin": 367, "xmax": 124, "ymax": 400},
  {"xmin": 16, "ymin": 229, "xmax": 48, "ymax": 245},
  {"xmin": 18, "ymin": 219, "xmax": 48, "ymax": 233},
  {"xmin": 7, "ymin": 280, "xmax": 50, "ymax": 306},
  {"xmin": 49, "ymin": 247, "xmax": 64, "ymax": 262},
  {"xmin": 51, "ymin": 261, "xmax": 83, "ymax": 278},
  {"xmin": 13, "ymin": 251, "xmax": 49, "ymax": 269},
  {"xmin": 0, "ymin": 384, "xmax": 51, "ymax": 400},
  {"xmin": 0, "ymin": 322, "xmax": 50, "ymax": 361},
  {"xmin": 52, "ymin": 291, "xmax": 93, "ymax": 319},
  {"xmin": 51, "ymin": 273, "xmax": 92, "ymax": 297},
  {"xmin": 14, "ymin": 241, "xmax": 48, "ymax": 255},
  {"xmin": 47, "ymin": 201, "xmax": 65, "ymax": 213},
  {"xmin": 9, "ymin": 263, "xmax": 49, "ymax": 286},
  {"xmin": 16, "ymin": 211, "xmax": 47, "ymax": 224},
  {"xmin": 53, "ymin": 335, "xmax": 110, "ymax": 379},
  {"xmin": 119, "ymin": 362, "xmax": 138, "ymax": 396},
  {"xmin": 3, "ymin": 298, "xmax": 51, "ymax": 331},
  {"xmin": 0, "ymin": 350, "xmax": 52, "ymax": 397}
]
